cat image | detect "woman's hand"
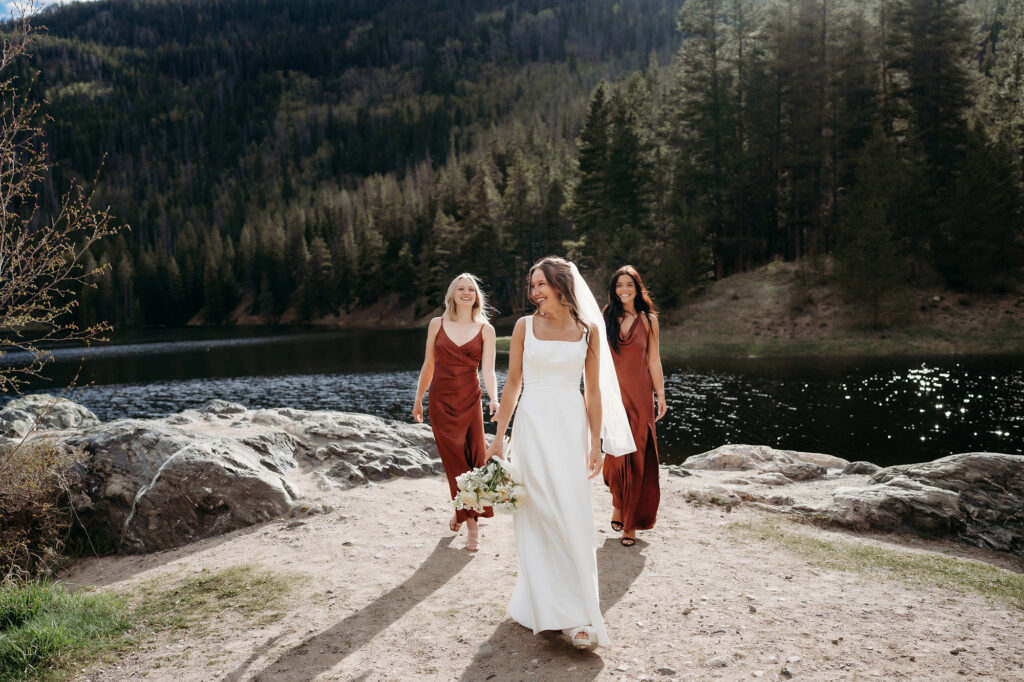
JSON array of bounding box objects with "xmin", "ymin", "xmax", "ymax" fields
[
  {"xmin": 586, "ymin": 442, "xmax": 603, "ymax": 479},
  {"xmin": 655, "ymin": 394, "xmax": 668, "ymax": 421},
  {"xmin": 485, "ymin": 436, "xmax": 505, "ymax": 462},
  {"xmin": 412, "ymin": 401, "xmax": 424, "ymax": 423},
  {"xmin": 488, "ymin": 400, "xmax": 500, "ymax": 422}
]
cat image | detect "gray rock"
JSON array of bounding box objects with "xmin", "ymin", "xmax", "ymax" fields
[
  {"xmin": 65, "ymin": 420, "xmax": 296, "ymax": 553},
  {"xmin": 0, "ymin": 394, "xmax": 100, "ymax": 438},
  {"xmin": 199, "ymin": 399, "xmax": 248, "ymax": 415},
  {"xmin": 872, "ymin": 453, "xmax": 1024, "ymax": 554},
  {"xmin": 663, "ymin": 464, "xmax": 692, "ymax": 478},
  {"xmin": 26, "ymin": 399, "xmax": 448, "ymax": 554},
  {"xmin": 683, "ymin": 444, "xmax": 846, "ymax": 474},
  {"xmin": 748, "ymin": 472, "xmax": 793, "ymax": 486},
  {"xmin": 828, "ymin": 479, "xmax": 961, "ymax": 535},
  {"xmin": 843, "ymin": 461, "xmax": 882, "ymax": 475},
  {"xmin": 768, "ymin": 461, "xmax": 827, "ymax": 482},
  {"xmin": 656, "ymin": 667, "xmax": 677, "ymax": 676},
  {"xmin": 705, "ymin": 656, "xmax": 729, "ymax": 668},
  {"xmin": 823, "ymin": 453, "xmax": 1024, "ymax": 555}
]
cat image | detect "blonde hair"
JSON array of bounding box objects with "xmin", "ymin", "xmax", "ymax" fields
[{"xmin": 443, "ymin": 273, "xmax": 488, "ymax": 323}]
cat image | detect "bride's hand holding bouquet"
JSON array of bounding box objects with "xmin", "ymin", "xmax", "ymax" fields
[{"xmin": 456, "ymin": 438, "xmax": 526, "ymax": 513}]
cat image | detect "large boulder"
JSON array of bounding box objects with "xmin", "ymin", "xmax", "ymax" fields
[
  {"xmin": 0, "ymin": 394, "xmax": 100, "ymax": 439},
  {"xmin": 825, "ymin": 453, "xmax": 1024, "ymax": 555},
  {"xmin": 66, "ymin": 420, "xmax": 298, "ymax": 554},
  {"xmin": 682, "ymin": 444, "xmax": 844, "ymax": 481},
  {"xmin": 19, "ymin": 400, "xmax": 442, "ymax": 554}
]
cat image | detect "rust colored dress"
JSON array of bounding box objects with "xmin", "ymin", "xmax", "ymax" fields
[
  {"xmin": 603, "ymin": 317, "xmax": 660, "ymax": 531},
  {"xmin": 429, "ymin": 323, "xmax": 494, "ymax": 523}
]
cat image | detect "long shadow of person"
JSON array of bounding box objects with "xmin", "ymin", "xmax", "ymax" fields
[
  {"xmin": 232, "ymin": 536, "xmax": 473, "ymax": 682},
  {"xmin": 457, "ymin": 537, "xmax": 647, "ymax": 682}
]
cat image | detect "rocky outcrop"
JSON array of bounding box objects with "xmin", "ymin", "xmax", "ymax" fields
[
  {"xmin": 842, "ymin": 461, "xmax": 882, "ymax": 475},
  {"xmin": 0, "ymin": 394, "xmax": 100, "ymax": 438},
  {"xmin": 682, "ymin": 444, "xmax": 846, "ymax": 481},
  {"xmin": 65, "ymin": 420, "xmax": 300, "ymax": 554},
  {"xmin": 826, "ymin": 453, "xmax": 1024, "ymax": 555},
  {"xmin": 3, "ymin": 397, "xmax": 441, "ymax": 554}
]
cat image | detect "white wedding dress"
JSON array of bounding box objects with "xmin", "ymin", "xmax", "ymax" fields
[{"xmin": 506, "ymin": 315, "xmax": 610, "ymax": 645}]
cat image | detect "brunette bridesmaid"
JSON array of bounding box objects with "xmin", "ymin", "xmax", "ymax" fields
[
  {"xmin": 602, "ymin": 266, "xmax": 667, "ymax": 546},
  {"xmin": 413, "ymin": 273, "xmax": 499, "ymax": 551}
]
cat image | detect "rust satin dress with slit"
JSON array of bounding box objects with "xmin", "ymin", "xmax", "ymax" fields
[
  {"xmin": 603, "ymin": 316, "xmax": 660, "ymax": 531},
  {"xmin": 429, "ymin": 323, "xmax": 494, "ymax": 523}
]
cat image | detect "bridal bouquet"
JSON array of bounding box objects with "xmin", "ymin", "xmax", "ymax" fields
[{"xmin": 454, "ymin": 440, "xmax": 526, "ymax": 514}]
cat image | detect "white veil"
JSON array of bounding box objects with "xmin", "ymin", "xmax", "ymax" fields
[{"xmin": 570, "ymin": 262, "xmax": 636, "ymax": 456}]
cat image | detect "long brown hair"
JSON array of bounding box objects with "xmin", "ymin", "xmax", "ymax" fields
[
  {"xmin": 528, "ymin": 256, "xmax": 590, "ymax": 346},
  {"xmin": 603, "ymin": 265, "xmax": 656, "ymax": 352}
]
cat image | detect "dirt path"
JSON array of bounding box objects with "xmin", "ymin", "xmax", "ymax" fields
[{"xmin": 63, "ymin": 472, "xmax": 1023, "ymax": 681}]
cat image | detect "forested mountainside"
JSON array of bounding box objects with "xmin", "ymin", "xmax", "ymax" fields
[{"xmin": 13, "ymin": 0, "xmax": 1024, "ymax": 326}]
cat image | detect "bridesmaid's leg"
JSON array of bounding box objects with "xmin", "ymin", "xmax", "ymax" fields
[
  {"xmin": 604, "ymin": 454, "xmax": 625, "ymax": 532},
  {"xmin": 465, "ymin": 516, "xmax": 479, "ymax": 551}
]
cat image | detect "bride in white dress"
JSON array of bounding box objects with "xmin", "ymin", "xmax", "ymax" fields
[{"xmin": 485, "ymin": 257, "xmax": 635, "ymax": 649}]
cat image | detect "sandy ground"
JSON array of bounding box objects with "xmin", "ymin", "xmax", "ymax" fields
[{"xmin": 62, "ymin": 471, "xmax": 1024, "ymax": 682}]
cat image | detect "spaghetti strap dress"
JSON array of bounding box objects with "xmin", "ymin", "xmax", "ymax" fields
[
  {"xmin": 428, "ymin": 323, "xmax": 494, "ymax": 524},
  {"xmin": 602, "ymin": 317, "xmax": 660, "ymax": 532}
]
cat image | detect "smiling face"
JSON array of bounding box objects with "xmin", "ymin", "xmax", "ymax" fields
[
  {"xmin": 615, "ymin": 274, "xmax": 637, "ymax": 308},
  {"xmin": 529, "ymin": 268, "xmax": 557, "ymax": 312},
  {"xmin": 453, "ymin": 277, "xmax": 478, "ymax": 310}
]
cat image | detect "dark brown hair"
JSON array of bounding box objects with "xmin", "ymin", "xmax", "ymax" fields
[
  {"xmin": 528, "ymin": 256, "xmax": 591, "ymax": 346},
  {"xmin": 603, "ymin": 265, "xmax": 656, "ymax": 352}
]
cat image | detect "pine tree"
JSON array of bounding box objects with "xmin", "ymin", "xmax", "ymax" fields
[
  {"xmin": 836, "ymin": 128, "xmax": 909, "ymax": 327},
  {"xmin": 571, "ymin": 81, "xmax": 614, "ymax": 268}
]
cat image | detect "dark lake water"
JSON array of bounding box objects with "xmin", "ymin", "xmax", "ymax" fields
[{"xmin": 2, "ymin": 327, "xmax": 1021, "ymax": 466}]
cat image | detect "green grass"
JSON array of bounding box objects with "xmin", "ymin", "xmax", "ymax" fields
[
  {"xmin": 0, "ymin": 581, "xmax": 130, "ymax": 682},
  {"xmin": 731, "ymin": 521, "xmax": 1024, "ymax": 610},
  {"xmin": 134, "ymin": 565, "xmax": 295, "ymax": 634},
  {"xmin": 0, "ymin": 565, "xmax": 296, "ymax": 681}
]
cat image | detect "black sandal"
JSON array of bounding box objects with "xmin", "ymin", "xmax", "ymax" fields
[
  {"xmin": 610, "ymin": 520, "xmax": 624, "ymax": 532},
  {"xmin": 620, "ymin": 537, "xmax": 636, "ymax": 547}
]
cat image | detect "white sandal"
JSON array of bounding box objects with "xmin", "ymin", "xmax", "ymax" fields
[{"xmin": 564, "ymin": 626, "xmax": 596, "ymax": 650}]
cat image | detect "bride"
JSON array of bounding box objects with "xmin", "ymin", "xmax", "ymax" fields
[{"xmin": 485, "ymin": 256, "xmax": 635, "ymax": 649}]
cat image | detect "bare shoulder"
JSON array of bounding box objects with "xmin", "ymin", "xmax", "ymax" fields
[
  {"xmin": 482, "ymin": 322, "xmax": 497, "ymax": 339},
  {"xmin": 428, "ymin": 316, "xmax": 443, "ymax": 329},
  {"xmin": 512, "ymin": 316, "xmax": 527, "ymax": 336},
  {"xmin": 586, "ymin": 321, "xmax": 600, "ymax": 344}
]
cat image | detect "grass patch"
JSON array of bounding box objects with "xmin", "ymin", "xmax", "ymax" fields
[
  {"xmin": 0, "ymin": 580, "xmax": 130, "ymax": 681},
  {"xmin": 731, "ymin": 521, "xmax": 1024, "ymax": 610},
  {"xmin": 134, "ymin": 565, "xmax": 295, "ymax": 634}
]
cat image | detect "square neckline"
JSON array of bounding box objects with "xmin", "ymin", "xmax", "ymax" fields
[{"xmin": 528, "ymin": 315, "xmax": 585, "ymax": 344}]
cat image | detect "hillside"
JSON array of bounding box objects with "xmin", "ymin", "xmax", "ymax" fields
[
  {"xmin": 659, "ymin": 260, "xmax": 1024, "ymax": 358},
  {"xmin": 8, "ymin": 0, "xmax": 1023, "ymax": 332}
]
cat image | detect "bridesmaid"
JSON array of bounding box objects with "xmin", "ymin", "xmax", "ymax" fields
[
  {"xmin": 413, "ymin": 273, "xmax": 500, "ymax": 552},
  {"xmin": 602, "ymin": 265, "xmax": 666, "ymax": 546}
]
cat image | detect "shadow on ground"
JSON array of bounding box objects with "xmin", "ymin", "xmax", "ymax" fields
[
  {"xmin": 233, "ymin": 536, "xmax": 474, "ymax": 681},
  {"xmin": 456, "ymin": 537, "xmax": 648, "ymax": 682}
]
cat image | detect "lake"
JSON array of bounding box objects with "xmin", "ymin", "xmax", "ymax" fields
[{"xmin": 2, "ymin": 327, "xmax": 1021, "ymax": 466}]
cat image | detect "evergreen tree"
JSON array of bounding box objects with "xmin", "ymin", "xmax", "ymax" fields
[
  {"xmin": 571, "ymin": 80, "xmax": 614, "ymax": 268},
  {"xmin": 836, "ymin": 129, "xmax": 910, "ymax": 327}
]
